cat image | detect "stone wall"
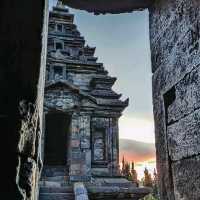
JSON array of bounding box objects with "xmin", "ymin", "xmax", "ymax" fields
[
  {"xmin": 0, "ymin": 0, "xmax": 48, "ymax": 199},
  {"xmin": 69, "ymin": 114, "xmax": 91, "ymax": 181},
  {"xmin": 149, "ymin": 0, "xmax": 200, "ymax": 199}
]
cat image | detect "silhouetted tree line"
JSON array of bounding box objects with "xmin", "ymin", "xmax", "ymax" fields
[
  {"xmin": 121, "ymin": 156, "xmax": 159, "ymax": 199},
  {"xmin": 121, "ymin": 156, "xmax": 139, "ymax": 186}
]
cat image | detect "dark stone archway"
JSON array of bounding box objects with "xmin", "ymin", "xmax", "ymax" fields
[
  {"xmin": 44, "ymin": 112, "xmax": 71, "ymax": 166},
  {"xmin": 0, "ymin": 0, "xmax": 48, "ymax": 198},
  {"xmin": 1, "ymin": 0, "xmax": 200, "ymax": 199},
  {"xmin": 62, "ymin": 0, "xmax": 153, "ymax": 14}
]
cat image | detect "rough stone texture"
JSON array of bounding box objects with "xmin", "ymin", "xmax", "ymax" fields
[
  {"xmin": 91, "ymin": 117, "xmax": 120, "ymax": 176},
  {"xmin": 69, "ymin": 114, "xmax": 92, "ymax": 181},
  {"xmin": 84, "ymin": 177, "xmax": 150, "ymax": 200},
  {"xmin": 64, "ymin": 0, "xmax": 153, "ymax": 14},
  {"xmin": 0, "ymin": 0, "xmax": 48, "ymax": 199},
  {"xmin": 172, "ymin": 156, "xmax": 200, "ymax": 200},
  {"xmin": 87, "ymin": 185, "xmax": 150, "ymax": 200},
  {"xmin": 74, "ymin": 182, "xmax": 89, "ymax": 200},
  {"xmin": 39, "ymin": 166, "xmax": 75, "ymax": 200},
  {"xmin": 150, "ymin": 0, "xmax": 200, "ymax": 199},
  {"xmin": 167, "ymin": 66, "xmax": 200, "ymax": 123},
  {"xmin": 167, "ymin": 108, "xmax": 200, "ymax": 161}
]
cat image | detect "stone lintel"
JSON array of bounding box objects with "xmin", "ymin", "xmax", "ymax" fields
[{"xmin": 62, "ymin": 0, "xmax": 153, "ymax": 14}]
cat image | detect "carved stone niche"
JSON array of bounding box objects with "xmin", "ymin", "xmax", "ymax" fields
[
  {"xmin": 91, "ymin": 118, "xmax": 109, "ymax": 167},
  {"xmin": 93, "ymin": 128, "xmax": 106, "ymax": 162}
]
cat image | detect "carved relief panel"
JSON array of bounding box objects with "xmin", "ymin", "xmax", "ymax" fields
[
  {"xmin": 93, "ymin": 128, "xmax": 106, "ymax": 161},
  {"xmin": 91, "ymin": 118, "xmax": 109, "ymax": 165}
]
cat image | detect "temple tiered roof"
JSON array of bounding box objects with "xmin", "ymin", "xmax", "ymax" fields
[{"xmin": 45, "ymin": 5, "xmax": 128, "ymax": 113}]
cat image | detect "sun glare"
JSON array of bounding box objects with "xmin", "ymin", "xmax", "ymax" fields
[{"xmin": 119, "ymin": 116, "xmax": 155, "ymax": 144}]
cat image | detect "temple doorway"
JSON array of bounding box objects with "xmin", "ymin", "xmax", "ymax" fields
[{"xmin": 44, "ymin": 112, "xmax": 71, "ymax": 166}]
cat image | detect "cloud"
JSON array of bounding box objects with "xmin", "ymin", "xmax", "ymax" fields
[
  {"xmin": 119, "ymin": 138, "xmax": 156, "ymax": 163},
  {"xmin": 119, "ymin": 116, "xmax": 155, "ymax": 143}
]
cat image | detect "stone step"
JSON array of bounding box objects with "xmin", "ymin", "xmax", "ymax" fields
[
  {"xmin": 42, "ymin": 166, "xmax": 66, "ymax": 177},
  {"xmin": 41, "ymin": 176, "xmax": 66, "ymax": 182},
  {"xmin": 39, "ymin": 193, "xmax": 74, "ymax": 200},
  {"xmin": 40, "ymin": 186, "xmax": 73, "ymax": 193},
  {"xmin": 43, "ymin": 171, "xmax": 66, "ymax": 177},
  {"xmin": 40, "ymin": 180, "xmax": 63, "ymax": 187}
]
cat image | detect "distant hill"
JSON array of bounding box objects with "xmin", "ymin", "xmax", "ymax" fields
[{"xmin": 119, "ymin": 138, "xmax": 156, "ymax": 163}]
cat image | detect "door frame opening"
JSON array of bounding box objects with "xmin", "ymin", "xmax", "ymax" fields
[{"xmin": 43, "ymin": 111, "xmax": 71, "ymax": 167}]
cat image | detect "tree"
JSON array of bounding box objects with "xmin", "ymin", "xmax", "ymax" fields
[
  {"xmin": 143, "ymin": 168, "xmax": 153, "ymax": 187},
  {"xmin": 153, "ymin": 168, "xmax": 157, "ymax": 181},
  {"xmin": 124, "ymin": 161, "xmax": 131, "ymax": 180},
  {"xmin": 130, "ymin": 161, "xmax": 138, "ymax": 186},
  {"xmin": 152, "ymin": 168, "xmax": 159, "ymax": 198},
  {"xmin": 121, "ymin": 156, "xmax": 131, "ymax": 180},
  {"xmin": 121, "ymin": 157, "xmax": 139, "ymax": 185},
  {"xmin": 121, "ymin": 156, "xmax": 126, "ymax": 175}
]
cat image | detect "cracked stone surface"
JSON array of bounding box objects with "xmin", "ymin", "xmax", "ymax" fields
[
  {"xmin": 62, "ymin": 0, "xmax": 153, "ymax": 14},
  {"xmin": 150, "ymin": 0, "xmax": 200, "ymax": 199}
]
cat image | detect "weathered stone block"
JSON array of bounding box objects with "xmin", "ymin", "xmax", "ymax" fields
[
  {"xmin": 71, "ymin": 164, "xmax": 81, "ymax": 171},
  {"xmin": 85, "ymin": 150, "xmax": 91, "ymax": 175},
  {"xmin": 172, "ymin": 156, "xmax": 200, "ymax": 200},
  {"xmin": 91, "ymin": 168, "xmax": 109, "ymax": 176},
  {"xmin": 167, "ymin": 108, "xmax": 200, "ymax": 161},
  {"xmin": 74, "ymin": 182, "xmax": 89, "ymax": 200},
  {"xmin": 150, "ymin": 0, "xmax": 200, "ymax": 72},
  {"xmin": 71, "ymin": 139, "xmax": 80, "ymax": 148},
  {"xmin": 81, "ymin": 138, "xmax": 90, "ymax": 149},
  {"xmin": 19, "ymin": 158, "xmax": 37, "ymax": 198},
  {"xmin": 150, "ymin": 1, "xmax": 200, "ymax": 199},
  {"xmin": 63, "ymin": 0, "xmax": 153, "ymax": 14},
  {"xmin": 72, "ymin": 151, "xmax": 82, "ymax": 160},
  {"xmin": 18, "ymin": 101, "xmax": 38, "ymax": 158},
  {"xmin": 167, "ymin": 66, "xmax": 200, "ymax": 123}
]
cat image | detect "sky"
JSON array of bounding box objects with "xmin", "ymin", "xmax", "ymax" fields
[{"xmin": 49, "ymin": 1, "xmax": 155, "ymax": 177}]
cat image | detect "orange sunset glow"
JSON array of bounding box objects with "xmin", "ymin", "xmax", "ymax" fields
[{"xmin": 118, "ymin": 116, "xmax": 156, "ymax": 180}]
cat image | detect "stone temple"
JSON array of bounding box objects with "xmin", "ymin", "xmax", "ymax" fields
[
  {"xmin": 2, "ymin": 0, "xmax": 200, "ymax": 199},
  {"xmin": 42, "ymin": 3, "xmax": 129, "ymax": 182},
  {"xmin": 39, "ymin": 4, "xmax": 150, "ymax": 199}
]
